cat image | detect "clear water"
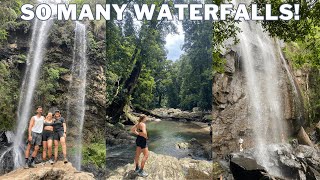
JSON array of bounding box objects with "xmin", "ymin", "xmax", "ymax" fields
[{"xmin": 106, "ymin": 120, "xmax": 211, "ymax": 171}]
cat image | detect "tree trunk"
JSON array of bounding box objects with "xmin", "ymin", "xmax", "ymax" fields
[{"xmin": 106, "ymin": 53, "xmax": 143, "ymax": 124}]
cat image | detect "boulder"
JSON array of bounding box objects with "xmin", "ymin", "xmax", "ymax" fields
[
  {"xmin": 176, "ymin": 142, "xmax": 190, "ymax": 149},
  {"xmin": 107, "ymin": 151, "xmax": 213, "ymax": 180},
  {"xmin": 0, "ymin": 161, "xmax": 94, "ymax": 180},
  {"xmin": 230, "ymin": 157, "xmax": 270, "ymax": 180},
  {"xmin": 298, "ymin": 127, "xmax": 314, "ymax": 147}
]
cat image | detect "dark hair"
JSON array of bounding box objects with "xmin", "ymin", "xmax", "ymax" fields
[
  {"xmin": 36, "ymin": 106, "xmax": 42, "ymax": 110},
  {"xmin": 138, "ymin": 115, "xmax": 147, "ymax": 122},
  {"xmin": 55, "ymin": 110, "xmax": 60, "ymax": 114}
]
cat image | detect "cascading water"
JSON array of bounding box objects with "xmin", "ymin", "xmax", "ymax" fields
[
  {"xmin": 12, "ymin": 0, "xmax": 66, "ymax": 168},
  {"xmin": 234, "ymin": 0, "xmax": 288, "ymax": 176},
  {"xmin": 66, "ymin": 21, "xmax": 88, "ymax": 170}
]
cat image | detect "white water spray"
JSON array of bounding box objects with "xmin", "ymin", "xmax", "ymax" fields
[
  {"xmin": 66, "ymin": 21, "xmax": 88, "ymax": 170},
  {"xmin": 12, "ymin": 0, "xmax": 66, "ymax": 168},
  {"xmin": 234, "ymin": 0, "xmax": 288, "ymax": 176}
]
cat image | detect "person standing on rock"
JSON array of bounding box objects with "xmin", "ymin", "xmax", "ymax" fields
[
  {"xmin": 42, "ymin": 112, "xmax": 54, "ymax": 164},
  {"xmin": 131, "ymin": 115, "xmax": 149, "ymax": 177},
  {"xmin": 24, "ymin": 106, "xmax": 45, "ymax": 169},
  {"xmin": 53, "ymin": 110, "xmax": 68, "ymax": 163}
]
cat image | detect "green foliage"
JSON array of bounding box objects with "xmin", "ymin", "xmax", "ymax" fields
[
  {"xmin": 283, "ymin": 25, "xmax": 320, "ymax": 124},
  {"xmin": 212, "ymin": 0, "xmax": 239, "ymax": 75},
  {"xmin": 252, "ymin": 0, "xmax": 320, "ymax": 42},
  {"xmin": 36, "ymin": 66, "xmax": 69, "ymax": 106},
  {"xmin": 284, "ymin": 26, "xmax": 320, "ymax": 69},
  {"xmin": 82, "ymin": 143, "xmax": 106, "ymax": 168},
  {"xmin": 0, "ymin": 0, "xmax": 31, "ymax": 42},
  {"xmin": 132, "ymin": 67, "xmax": 156, "ymax": 108},
  {"xmin": 0, "ymin": 59, "xmax": 21, "ymax": 131}
]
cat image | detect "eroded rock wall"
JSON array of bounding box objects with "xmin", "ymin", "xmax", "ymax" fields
[{"xmin": 212, "ymin": 48, "xmax": 298, "ymax": 157}]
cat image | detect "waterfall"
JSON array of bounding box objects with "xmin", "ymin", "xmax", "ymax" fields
[
  {"xmin": 234, "ymin": 0, "xmax": 288, "ymax": 176},
  {"xmin": 12, "ymin": 0, "xmax": 66, "ymax": 168},
  {"xmin": 66, "ymin": 21, "xmax": 88, "ymax": 170}
]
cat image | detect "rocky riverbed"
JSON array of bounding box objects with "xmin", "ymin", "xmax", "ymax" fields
[{"xmin": 107, "ymin": 151, "xmax": 213, "ymax": 180}]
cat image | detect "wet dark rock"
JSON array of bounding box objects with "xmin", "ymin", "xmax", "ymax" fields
[
  {"xmin": 306, "ymin": 166, "xmax": 320, "ymax": 180},
  {"xmin": 105, "ymin": 123, "xmax": 134, "ymax": 146},
  {"xmin": 230, "ymin": 157, "xmax": 270, "ymax": 180},
  {"xmin": 228, "ymin": 144, "xmax": 320, "ymax": 180},
  {"xmin": 81, "ymin": 164, "xmax": 106, "ymax": 180}
]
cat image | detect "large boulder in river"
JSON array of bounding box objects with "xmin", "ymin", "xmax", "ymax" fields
[{"xmin": 0, "ymin": 161, "xmax": 94, "ymax": 180}]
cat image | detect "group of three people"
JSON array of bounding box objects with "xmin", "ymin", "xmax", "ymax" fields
[{"xmin": 24, "ymin": 106, "xmax": 68, "ymax": 168}]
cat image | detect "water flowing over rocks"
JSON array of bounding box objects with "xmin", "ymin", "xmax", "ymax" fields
[
  {"xmin": 0, "ymin": 161, "xmax": 95, "ymax": 180},
  {"xmin": 212, "ymin": 45, "xmax": 300, "ymax": 157},
  {"xmin": 106, "ymin": 151, "xmax": 213, "ymax": 180}
]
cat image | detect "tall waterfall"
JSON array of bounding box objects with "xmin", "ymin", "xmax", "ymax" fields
[
  {"xmin": 13, "ymin": 0, "xmax": 58, "ymax": 168},
  {"xmin": 234, "ymin": 0, "xmax": 288, "ymax": 176},
  {"xmin": 66, "ymin": 21, "xmax": 88, "ymax": 170}
]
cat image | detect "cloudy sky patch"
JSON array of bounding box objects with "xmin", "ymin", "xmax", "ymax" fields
[{"xmin": 165, "ymin": 21, "xmax": 184, "ymax": 61}]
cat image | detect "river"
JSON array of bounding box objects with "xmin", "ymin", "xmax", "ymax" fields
[{"xmin": 106, "ymin": 120, "xmax": 211, "ymax": 172}]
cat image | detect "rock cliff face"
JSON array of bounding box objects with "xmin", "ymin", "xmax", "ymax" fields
[
  {"xmin": 107, "ymin": 151, "xmax": 213, "ymax": 180},
  {"xmin": 0, "ymin": 20, "xmax": 105, "ymax": 141},
  {"xmin": 212, "ymin": 49, "xmax": 299, "ymax": 157},
  {"xmin": 0, "ymin": 161, "xmax": 94, "ymax": 180}
]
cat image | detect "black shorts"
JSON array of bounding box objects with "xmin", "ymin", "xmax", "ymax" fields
[
  {"xmin": 42, "ymin": 130, "xmax": 53, "ymax": 141},
  {"xmin": 53, "ymin": 131, "xmax": 64, "ymax": 141},
  {"xmin": 136, "ymin": 136, "xmax": 147, "ymax": 149}
]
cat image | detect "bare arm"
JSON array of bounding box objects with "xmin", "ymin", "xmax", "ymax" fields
[
  {"xmin": 139, "ymin": 123, "xmax": 147, "ymax": 139},
  {"xmin": 28, "ymin": 117, "xmax": 35, "ymax": 141},
  {"xmin": 130, "ymin": 124, "xmax": 139, "ymax": 136},
  {"xmin": 63, "ymin": 122, "xmax": 67, "ymax": 136}
]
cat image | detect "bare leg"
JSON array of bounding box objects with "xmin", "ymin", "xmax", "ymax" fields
[
  {"xmin": 54, "ymin": 140, "xmax": 59, "ymax": 161},
  {"xmin": 31, "ymin": 145, "xmax": 39, "ymax": 158},
  {"xmin": 42, "ymin": 141, "xmax": 47, "ymax": 161},
  {"xmin": 140, "ymin": 147, "xmax": 149, "ymax": 170},
  {"xmin": 134, "ymin": 147, "xmax": 142, "ymax": 168},
  {"xmin": 25, "ymin": 143, "xmax": 32, "ymax": 159},
  {"xmin": 47, "ymin": 139, "xmax": 53, "ymax": 160},
  {"xmin": 60, "ymin": 137, "xmax": 67, "ymax": 159}
]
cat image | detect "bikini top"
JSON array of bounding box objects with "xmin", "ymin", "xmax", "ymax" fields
[
  {"xmin": 137, "ymin": 123, "xmax": 146, "ymax": 132},
  {"xmin": 44, "ymin": 121, "xmax": 54, "ymax": 127}
]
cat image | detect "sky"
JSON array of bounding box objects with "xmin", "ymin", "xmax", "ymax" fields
[{"xmin": 165, "ymin": 21, "xmax": 185, "ymax": 61}]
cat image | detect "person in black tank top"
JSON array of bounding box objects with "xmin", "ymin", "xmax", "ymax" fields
[
  {"xmin": 130, "ymin": 115, "xmax": 149, "ymax": 177},
  {"xmin": 53, "ymin": 110, "xmax": 68, "ymax": 163}
]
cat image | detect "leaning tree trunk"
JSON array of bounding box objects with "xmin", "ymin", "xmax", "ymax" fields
[{"xmin": 106, "ymin": 54, "xmax": 143, "ymax": 124}]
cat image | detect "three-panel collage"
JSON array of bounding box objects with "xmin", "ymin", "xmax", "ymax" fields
[{"xmin": 0, "ymin": 0, "xmax": 319, "ymax": 180}]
